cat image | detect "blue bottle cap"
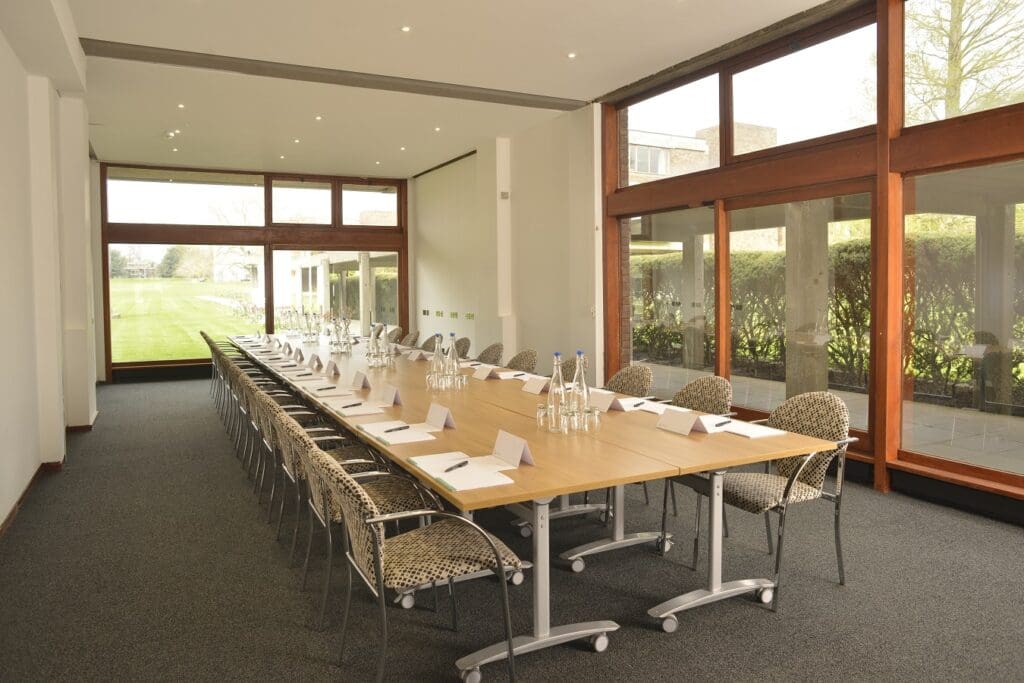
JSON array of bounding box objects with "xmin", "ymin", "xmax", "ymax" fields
[
  {"xmin": 577, "ymin": 349, "xmax": 584, "ymax": 356},
  {"xmin": 554, "ymin": 351, "xmax": 561, "ymax": 358}
]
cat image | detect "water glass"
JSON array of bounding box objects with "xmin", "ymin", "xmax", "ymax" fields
[{"xmin": 536, "ymin": 403, "xmax": 549, "ymax": 429}]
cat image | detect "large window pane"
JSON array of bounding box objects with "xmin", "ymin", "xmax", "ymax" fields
[
  {"xmin": 272, "ymin": 250, "xmax": 400, "ymax": 335},
  {"xmin": 902, "ymin": 160, "xmax": 1024, "ymax": 474},
  {"xmin": 342, "ymin": 184, "xmax": 398, "ymax": 226},
  {"xmin": 271, "ymin": 179, "xmax": 332, "ymax": 224},
  {"xmin": 108, "ymin": 244, "xmax": 265, "ymax": 362},
  {"xmin": 728, "ymin": 194, "xmax": 872, "ymax": 429},
  {"xmin": 905, "ymin": 0, "xmax": 1024, "ymax": 126},
  {"xmin": 629, "ymin": 207, "xmax": 716, "ymax": 397},
  {"xmin": 621, "ymin": 74, "xmax": 720, "ymax": 186},
  {"xmin": 732, "ymin": 24, "xmax": 877, "ymax": 156},
  {"xmin": 106, "ymin": 168, "xmax": 264, "ymax": 225}
]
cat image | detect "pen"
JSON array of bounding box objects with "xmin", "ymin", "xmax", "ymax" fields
[
  {"xmin": 513, "ymin": 372, "xmax": 525, "ymax": 377},
  {"xmin": 384, "ymin": 425, "xmax": 410, "ymax": 433},
  {"xmin": 634, "ymin": 401, "xmax": 645, "ymax": 407},
  {"xmin": 342, "ymin": 402, "xmax": 362, "ymax": 408},
  {"xmin": 444, "ymin": 459, "xmax": 469, "ymax": 473},
  {"xmin": 715, "ymin": 419, "xmax": 731, "ymax": 427},
  {"xmin": 316, "ymin": 386, "xmax": 335, "ymax": 391},
  {"xmin": 469, "ymin": 362, "xmax": 481, "ymax": 366},
  {"xmin": 296, "ymin": 372, "xmax": 312, "ymax": 377}
]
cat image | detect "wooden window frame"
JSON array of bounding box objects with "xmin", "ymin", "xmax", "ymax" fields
[
  {"xmin": 100, "ymin": 162, "xmax": 409, "ymax": 379},
  {"xmin": 602, "ymin": 0, "xmax": 1024, "ymax": 499}
]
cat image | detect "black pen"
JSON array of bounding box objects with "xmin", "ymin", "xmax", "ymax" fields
[
  {"xmin": 295, "ymin": 372, "xmax": 312, "ymax": 377},
  {"xmin": 444, "ymin": 459, "xmax": 469, "ymax": 473},
  {"xmin": 341, "ymin": 401, "xmax": 362, "ymax": 409},
  {"xmin": 316, "ymin": 385, "xmax": 336, "ymax": 391},
  {"xmin": 384, "ymin": 425, "xmax": 410, "ymax": 433},
  {"xmin": 469, "ymin": 362, "xmax": 481, "ymax": 367},
  {"xmin": 513, "ymin": 372, "xmax": 525, "ymax": 377},
  {"xmin": 715, "ymin": 419, "xmax": 731, "ymax": 427},
  {"xmin": 634, "ymin": 401, "xmax": 645, "ymax": 407}
]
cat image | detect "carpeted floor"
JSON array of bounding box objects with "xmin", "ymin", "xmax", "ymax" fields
[{"xmin": 0, "ymin": 379, "xmax": 1021, "ymax": 682}]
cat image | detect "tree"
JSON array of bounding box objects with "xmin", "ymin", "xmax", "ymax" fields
[
  {"xmin": 175, "ymin": 246, "xmax": 214, "ymax": 280},
  {"xmin": 905, "ymin": 0, "xmax": 1024, "ymax": 125},
  {"xmin": 109, "ymin": 249, "xmax": 128, "ymax": 278},
  {"xmin": 158, "ymin": 245, "xmax": 184, "ymax": 277}
]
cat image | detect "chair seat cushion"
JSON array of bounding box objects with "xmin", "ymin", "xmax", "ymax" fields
[
  {"xmin": 325, "ymin": 445, "xmax": 376, "ymax": 473},
  {"xmin": 723, "ymin": 473, "xmax": 822, "ymax": 513},
  {"xmin": 363, "ymin": 477, "xmax": 426, "ymax": 516},
  {"xmin": 381, "ymin": 519, "xmax": 522, "ymax": 590}
]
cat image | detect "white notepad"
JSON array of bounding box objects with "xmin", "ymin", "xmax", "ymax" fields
[
  {"xmin": 322, "ymin": 398, "xmax": 384, "ymax": 417},
  {"xmin": 409, "ymin": 452, "xmax": 514, "ymax": 491},
  {"xmin": 306, "ymin": 386, "xmax": 354, "ymax": 398},
  {"xmin": 722, "ymin": 420, "xmax": 785, "ymax": 439},
  {"xmin": 358, "ymin": 421, "xmax": 437, "ymax": 445}
]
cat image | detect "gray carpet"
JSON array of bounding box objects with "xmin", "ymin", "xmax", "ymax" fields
[{"xmin": 0, "ymin": 380, "xmax": 1021, "ymax": 682}]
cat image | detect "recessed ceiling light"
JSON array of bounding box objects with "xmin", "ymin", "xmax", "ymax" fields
[
  {"xmin": 400, "ymin": 146, "xmax": 406, "ymax": 151},
  {"xmin": 293, "ymin": 138, "xmax": 301, "ymax": 144},
  {"xmin": 567, "ymin": 52, "xmax": 577, "ymax": 59},
  {"xmin": 171, "ymin": 147, "xmax": 178, "ymax": 152},
  {"xmin": 314, "ymin": 115, "xmax": 323, "ymax": 121},
  {"xmin": 177, "ymin": 103, "xmax": 185, "ymax": 109},
  {"xmin": 401, "ymin": 26, "xmax": 411, "ymax": 32},
  {"xmin": 279, "ymin": 155, "xmax": 285, "ymax": 159},
  {"xmin": 434, "ymin": 126, "xmax": 441, "ymax": 132},
  {"xmin": 375, "ymin": 161, "xmax": 381, "ymax": 165},
  {"xmin": 174, "ymin": 129, "xmax": 181, "ymax": 134}
]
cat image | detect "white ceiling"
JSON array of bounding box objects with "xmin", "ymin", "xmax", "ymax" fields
[{"xmin": 69, "ymin": 0, "xmax": 827, "ymax": 177}]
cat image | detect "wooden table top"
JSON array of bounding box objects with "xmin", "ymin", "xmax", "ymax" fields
[{"xmin": 235, "ymin": 339, "xmax": 837, "ymax": 511}]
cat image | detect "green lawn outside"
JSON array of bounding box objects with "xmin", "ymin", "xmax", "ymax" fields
[{"xmin": 110, "ymin": 278, "xmax": 261, "ymax": 362}]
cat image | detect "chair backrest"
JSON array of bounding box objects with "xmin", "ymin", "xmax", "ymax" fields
[
  {"xmin": 317, "ymin": 445, "xmax": 386, "ymax": 587},
  {"xmin": 476, "ymin": 342, "xmax": 503, "ymax": 366},
  {"xmin": 559, "ymin": 355, "xmax": 578, "ymax": 383},
  {"xmin": 606, "ymin": 365, "xmax": 653, "ymax": 397},
  {"xmin": 400, "ymin": 330, "xmax": 419, "ymax": 347},
  {"xmin": 455, "ymin": 337, "xmax": 471, "ymax": 359},
  {"xmin": 672, "ymin": 376, "xmax": 732, "ymax": 415},
  {"xmin": 506, "ymin": 349, "xmax": 537, "ymax": 373},
  {"xmin": 387, "ymin": 327, "xmax": 403, "ymax": 343},
  {"xmin": 420, "ymin": 335, "xmax": 438, "ymax": 352},
  {"xmin": 768, "ymin": 391, "xmax": 850, "ymax": 491},
  {"xmin": 371, "ymin": 323, "xmax": 385, "ymax": 339}
]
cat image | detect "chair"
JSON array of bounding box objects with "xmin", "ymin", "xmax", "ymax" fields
[
  {"xmin": 455, "ymin": 336, "xmax": 471, "ymax": 359},
  {"xmin": 386, "ymin": 327, "xmax": 403, "ymax": 344},
  {"xmin": 475, "ymin": 342, "xmax": 503, "ymax": 366},
  {"xmin": 559, "ymin": 354, "xmax": 577, "ymax": 383},
  {"xmin": 672, "ymin": 391, "xmax": 855, "ymax": 611},
  {"xmin": 420, "ymin": 335, "xmax": 438, "ymax": 352},
  {"xmin": 506, "ymin": 349, "xmax": 537, "ymax": 373},
  {"xmin": 400, "ymin": 330, "xmax": 419, "ymax": 347},
  {"xmin": 318, "ymin": 446, "xmax": 521, "ymax": 682},
  {"xmin": 605, "ymin": 365, "xmax": 653, "ymax": 397}
]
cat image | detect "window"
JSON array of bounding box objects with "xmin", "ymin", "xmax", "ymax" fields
[
  {"xmin": 272, "ymin": 250, "xmax": 400, "ymax": 334},
  {"xmin": 902, "ymin": 160, "xmax": 1024, "ymax": 474},
  {"xmin": 108, "ymin": 244, "xmax": 265, "ymax": 362},
  {"xmin": 905, "ymin": 0, "xmax": 1024, "ymax": 126},
  {"xmin": 728, "ymin": 193, "xmax": 872, "ymax": 428},
  {"xmin": 106, "ymin": 168, "xmax": 264, "ymax": 225},
  {"xmin": 621, "ymin": 74, "xmax": 720, "ymax": 186},
  {"xmin": 271, "ymin": 179, "xmax": 332, "ymax": 224},
  {"xmin": 732, "ymin": 24, "xmax": 877, "ymax": 155},
  {"xmin": 342, "ymin": 184, "xmax": 399, "ymax": 226},
  {"xmin": 629, "ymin": 207, "xmax": 716, "ymax": 396}
]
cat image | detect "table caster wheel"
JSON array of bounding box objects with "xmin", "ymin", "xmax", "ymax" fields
[
  {"xmin": 570, "ymin": 558, "xmax": 585, "ymax": 573},
  {"xmin": 519, "ymin": 524, "xmax": 533, "ymax": 538},
  {"xmin": 509, "ymin": 570, "xmax": 525, "ymax": 586},
  {"xmin": 661, "ymin": 615, "xmax": 679, "ymax": 633},
  {"xmin": 590, "ymin": 633, "xmax": 609, "ymax": 652},
  {"xmin": 399, "ymin": 593, "xmax": 415, "ymax": 609},
  {"xmin": 755, "ymin": 587, "xmax": 774, "ymax": 604},
  {"xmin": 655, "ymin": 537, "xmax": 673, "ymax": 556},
  {"xmin": 460, "ymin": 667, "xmax": 482, "ymax": 683}
]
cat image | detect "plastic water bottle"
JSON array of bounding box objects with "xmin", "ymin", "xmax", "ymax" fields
[
  {"xmin": 570, "ymin": 350, "xmax": 590, "ymax": 431},
  {"xmin": 445, "ymin": 332, "xmax": 459, "ymax": 387},
  {"xmin": 547, "ymin": 352, "xmax": 567, "ymax": 433}
]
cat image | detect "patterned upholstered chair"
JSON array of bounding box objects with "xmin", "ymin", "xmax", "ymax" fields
[
  {"xmin": 604, "ymin": 365, "xmax": 653, "ymax": 398},
  {"xmin": 506, "ymin": 349, "xmax": 537, "ymax": 373},
  {"xmin": 420, "ymin": 335, "xmax": 439, "ymax": 352},
  {"xmin": 318, "ymin": 447, "xmax": 521, "ymax": 683},
  {"xmin": 675, "ymin": 391, "xmax": 855, "ymax": 611},
  {"xmin": 558, "ymin": 354, "xmax": 577, "ymax": 384},
  {"xmin": 454, "ymin": 336, "xmax": 471, "ymax": 359},
  {"xmin": 290, "ymin": 429, "xmax": 431, "ymax": 630},
  {"xmin": 386, "ymin": 327, "xmax": 403, "ymax": 344},
  {"xmin": 400, "ymin": 330, "xmax": 419, "ymax": 347},
  {"xmin": 371, "ymin": 323, "xmax": 385, "ymax": 339},
  {"xmin": 475, "ymin": 342, "xmax": 503, "ymax": 366}
]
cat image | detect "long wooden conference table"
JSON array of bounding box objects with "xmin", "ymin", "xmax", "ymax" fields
[{"xmin": 231, "ymin": 336, "xmax": 837, "ymax": 676}]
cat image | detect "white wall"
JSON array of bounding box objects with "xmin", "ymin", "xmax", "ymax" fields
[
  {"xmin": 0, "ymin": 29, "xmax": 45, "ymax": 522},
  {"xmin": 409, "ymin": 105, "xmax": 603, "ymax": 383}
]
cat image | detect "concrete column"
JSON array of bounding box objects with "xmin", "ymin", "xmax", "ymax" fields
[
  {"xmin": 57, "ymin": 93, "xmax": 97, "ymax": 427},
  {"xmin": 975, "ymin": 204, "xmax": 1015, "ymax": 408},
  {"xmin": 27, "ymin": 75, "xmax": 65, "ymax": 462},
  {"xmin": 784, "ymin": 201, "xmax": 831, "ymax": 398},
  {"xmin": 680, "ymin": 235, "xmax": 706, "ymax": 369},
  {"xmin": 359, "ymin": 251, "xmax": 372, "ymax": 336}
]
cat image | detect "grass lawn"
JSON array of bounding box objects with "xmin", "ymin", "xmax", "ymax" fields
[{"xmin": 110, "ymin": 278, "xmax": 261, "ymax": 362}]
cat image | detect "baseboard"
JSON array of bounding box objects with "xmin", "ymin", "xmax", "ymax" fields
[
  {"xmin": 40, "ymin": 461, "xmax": 63, "ymax": 472},
  {"xmin": 0, "ymin": 463, "xmax": 59, "ymax": 539},
  {"xmin": 890, "ymin": 470, "xmax": 1023, "ymax": 526},
  {"xmin": 65, "ymin": 424, "xmax": 92, "ymax": 433}
]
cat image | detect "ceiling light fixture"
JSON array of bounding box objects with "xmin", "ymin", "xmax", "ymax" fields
[
  {"xmin": 567, "ymin": 52, "xmax": 577, "ymax": 59},
  {"xmin": 375, "ymin": 161, "xmax": 381, "ymax": 165},
  {"xmin": 177, "ymin": 103, "xmax": 185, "ymax": 109},
  {"xmin": 401, "ymin": 26, "xmax": 411, "ymax": 32},
  {"xmin": 174, "ymin": 129, "xmax": 181, "ymax": 134},
  {"xmin": 400, "ymin": 146, "xmax": 406, "ymax": 151},
  {"xmin": 315, "ymin": 115, "xmax": 323, "ymax": 121},
  {"xmin": 434, "ymin": 126, "xmax": 441, "ymax": 132},
  {"xmin": 171, "ymin": 147, "xmax": 179, "ymax": 152},
  {"xmin": 293, "ymin": 138, "xmax": 301, "ymax": 143},
  {"xmin": 279, "ymin": 155, "xmax": 285, "ymax": 159}
]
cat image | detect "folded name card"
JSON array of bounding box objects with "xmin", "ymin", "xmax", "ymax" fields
[
  {"xmin": 306, "ymin": 353, "xmax": 322, "ymax": 371},
  {"xmin": 590, "ymin": 389, "xmax": 647, "ymax": 412},
  {"xmin": 324, "ymin": 360, "xmax": 340, "ymax": 377},
  {"xmin": 656, "ymin": 408, "xmax": 699, "ymax": 436},
  {"xmin": 373, "ymin": 384, "xmax": 402, "ymax": 407},
  {"xmin": 472, "ymin": 365, "xmax": 497, "ymax": 380},
  {"xmin": 350, "ymin": 370, "xmax": 371, "ymax": 390},
  {"xmin": 691, "ymin": 415, "xmax": 732, "ymax": 434},
  {"xmin": 293, "ymin": 348, "xmax": 304, "ymax": 363},
  {"xmin": 488, "ymin": 429, "xmax": 534, "ymax": 467},
  {"xmin": 282, "ymin": 342, "xmax": 293, "ymax": 355},
  {"xmin": 407, "ymin": 350, "xmax": 429, "ymax": 361},
  {"xmin": 409, "ymin": 402, "xmax": 455, "ymax": 432},
  {"xmin": 521, "ymin": 375, "xmax": 550, "ymax": 394}
]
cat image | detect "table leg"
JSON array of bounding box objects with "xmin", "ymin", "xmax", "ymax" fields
[
  {"xmin": 455, "ymin": 497, "xmax": 618, "ymax": 677},
  {"xmin": 647, "ymin": 471, "xmax": 774, "ymax": 631},
  {"xmin": 557, "ymin": 485, "xmax": 668, "ymax": 572}
]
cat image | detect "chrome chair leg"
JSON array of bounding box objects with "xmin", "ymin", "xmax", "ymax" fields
[
  {"xmin": 834, "ymin": 502, "xmax": 846, "ymax": 585},
  {"xmin": 374, "ymin": 580, "xmax": 389, "ymax": 683},
  {"xmin": 763, "ymin": 511, "xmax": 774, "ymax": 554},
  {"xmin": 770, "ymin": 507, "xmax": 789, "ymax": 612},
  {"xmin": 448, "ymin": 577, "xmax": 458, "ymax": 631},
  {"xmin": 337, "ymin": 550, "xmax": 354, "ymax": 665},
  {"xmin": 301, "ymin": 504, "xmax": 315, "ymax": 591},
  {"xmin": 275, "ymin": 476, "xmax": 288, "ymax": 539},
  {"xmin": 317, "ymin": 522, "xmax": 334, "ymax": 630},
  {"xmin": 290, "ymin": 481, "xmax": 304, "ymax": 565}
]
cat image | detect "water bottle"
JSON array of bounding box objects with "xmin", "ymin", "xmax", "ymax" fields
[
  {"xmin": 445, "ymin": 332, "xmax": 459, "ymax": 387},
  {"xmin": 428, "ymin": 333, "xmax": 444, "ymax": 388},
  {"xmin": 547, "ymin": 352, "xmax": 567, "ymax": 433},
  {"xmin": 572, "ymin": 350, "xmax": 590, "ymax": 431}
]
